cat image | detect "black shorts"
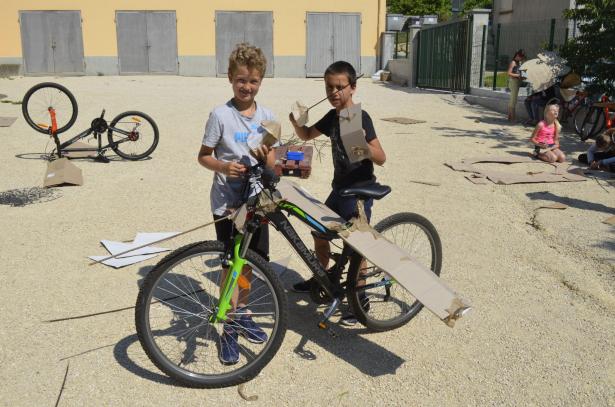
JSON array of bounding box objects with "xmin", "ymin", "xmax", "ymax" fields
[
  {"xmin": 213, "ymin": 215, "xmax": 269, "ymax": 261},
  {"xmin": 324, "ymin": 189, "xmax": 373, "ymax": 222}
]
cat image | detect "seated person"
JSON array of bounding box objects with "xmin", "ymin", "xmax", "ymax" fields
[{"xmin": 578, "ymin": 128, "xmax": 615, "ymax": 172}]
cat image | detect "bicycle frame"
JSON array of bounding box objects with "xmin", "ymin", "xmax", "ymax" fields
[
  {"xmin": 212, "ymin": 196, "xmax": 352, "ymax": 323},
  {"xmin": 46, "ymin": 108, "xmax": 140, "ymax": 158}
]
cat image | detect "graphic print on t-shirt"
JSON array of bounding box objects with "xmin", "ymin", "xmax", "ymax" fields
[{"xmin": 234, "ymin": 123, "xmax": 261, "ymax": 143}]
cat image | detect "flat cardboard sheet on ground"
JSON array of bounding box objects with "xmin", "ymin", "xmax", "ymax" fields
[{"xmin": 445, "ymin": 156, "xmax": 587, "ymax": 184}]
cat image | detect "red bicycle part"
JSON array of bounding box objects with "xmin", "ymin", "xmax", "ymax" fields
[{"xmin": 48, "ymin": 107, "xmax": 58, "ymax": 134}]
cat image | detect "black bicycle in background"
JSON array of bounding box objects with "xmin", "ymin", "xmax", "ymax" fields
[{"xmin": 22, "ymin": 82, "xmax": 159, "ymax": 161}]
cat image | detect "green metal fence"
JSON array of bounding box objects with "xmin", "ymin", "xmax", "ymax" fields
[
  {"xmin": 416, "ymin": 18, "xmax": 472, "ymax": 92},
  {"xmin": 484, "ymin": 18, "xmax": 572, "ymax": 89},
  {"xmin": 393, "ymin": 31, "xmax": 409, "ymax": 59}
]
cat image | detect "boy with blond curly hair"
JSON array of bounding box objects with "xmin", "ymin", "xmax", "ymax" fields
[{"xmin": 198, "ymin": 43, "xmax": 276, "ymax": 364}]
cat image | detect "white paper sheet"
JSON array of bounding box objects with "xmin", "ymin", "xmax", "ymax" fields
[
  {"xmin": 100, "ymin": 240, "xmax": 170, "ymax": 258},
  {"xmin": 132, "ymin": 232, "xmax": 180, "ymax": 246},
  {"xmin": 89, "ymin": 254, "xmax": 158, "ymax": 268}
]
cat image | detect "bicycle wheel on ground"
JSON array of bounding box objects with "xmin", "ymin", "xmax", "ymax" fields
[
  {"xmin": 108, "ymin": 111, "xmax": 159, "ymax": 160},
  {"xmin": 578, "ymin": 107, "xmax": 605, "ymax": 141},
  {"xmin": 346, "ymin": 212, "xmax": 442, "ymax": 332},
  {"xmin": 22, "ymin": 82, "xmax": 78, "ymax": 135},
  {"xmin": 135, "ymin": 241, "xmax": 287, "ymax": 388}
]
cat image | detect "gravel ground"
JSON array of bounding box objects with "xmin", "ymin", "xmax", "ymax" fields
[{"xmin": 0, "ymin": 76, "xmax": 613, "ymax": 406}]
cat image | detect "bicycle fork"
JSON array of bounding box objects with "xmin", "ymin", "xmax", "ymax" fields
[{"xmin": 211, "ymin": 231, "xmax": 253, "ymax": 323}]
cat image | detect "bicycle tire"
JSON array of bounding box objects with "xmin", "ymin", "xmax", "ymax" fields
[
  {"xmin": 346, "ymin": 212, "xmax": 442, "ymax": 332},
  {"xmin": 135, "ymin": 241, "xmax": 287, "ymax": 388},
  {"xmin": 22, "ymin": 82, "xmax": 78, "ymax": 135},
  {"xmin": 108, "ymin": 111, "xmax": 159, "ymax": 160},
  {"xmin": 579, "ymin": 107, "xmax": 605, "ymax": 141},
  {"xmin": 573, "ymin": 105, "xmax": 589, "ymax": 136}
]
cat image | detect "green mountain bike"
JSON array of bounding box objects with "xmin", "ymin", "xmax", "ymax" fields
[{"xmin": 135, "ymin": 164, "xmax": 444, "ymax": 388}]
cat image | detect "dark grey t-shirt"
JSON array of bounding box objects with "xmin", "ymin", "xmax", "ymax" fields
[{"xmin": 202, "ymin": 100, "xmax": 276, "ymax": 215}]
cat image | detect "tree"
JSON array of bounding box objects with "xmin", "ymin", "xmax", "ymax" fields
[
  {"xmin": 387, "ymin": 0, "xmax": 452, "ymax": 21},
  {"xmin": 461, "ymin": 0, "xmax": 493, "ymax": 14},
  {"xmin": 560, "ymin": 0, "xmax": 615, "ymax": 94}
]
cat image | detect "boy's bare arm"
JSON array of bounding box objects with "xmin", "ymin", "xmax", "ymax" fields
[
  {"xmin": 288, "ymin": 113, "xmax": 321, "ymax": 141},
  {"xmin": 368, "ymin": 138, "xmax": 386, "ymax": 166},
  {"xmin": 198, "ymin": 145, "xmax": 246, "ymax": 177}
]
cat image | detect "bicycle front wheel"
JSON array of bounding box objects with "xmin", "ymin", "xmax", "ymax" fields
[
  {"xmin": 346, "ymin": 213, "xmax": 442, "ymax": 332},
  {"xmin": 108, "ymin": 111, "xmax": 159, "ymax": 160},
  {"xmin": 135, "ymin": 241, "xmax": 287, "ymax": 388},
  {"xmin": 22, "ymin": 82, "xmax": 78, "ymax": 135}
]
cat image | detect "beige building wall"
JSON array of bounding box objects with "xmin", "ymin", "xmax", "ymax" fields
[{"xmin": 0, "ymin": 0, "xmax": 385, "ymax": 76}]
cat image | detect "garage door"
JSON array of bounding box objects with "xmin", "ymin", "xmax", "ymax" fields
[
  {"xmin": 306, "ymin": 12, "xmax": 360, "ymax": 77},
  {"xmin": 19, "ymin": 11, "xmax": 85, "ymax": 75},
  {"xmin": 215, "ymin": 11, "xmax": 274, "ymax": 77},
  {"xmin": 116, "ymin": 11, "xmax": 178, "ymax": 74}
]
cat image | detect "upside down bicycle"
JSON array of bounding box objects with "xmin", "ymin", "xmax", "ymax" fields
[
  {"xmin": 135, "ymin": 164, "xmax": 463, "ymax": 388},
  {"xmin": 22, "ymin": 82, "xmax": 159, "ymax": 161}
]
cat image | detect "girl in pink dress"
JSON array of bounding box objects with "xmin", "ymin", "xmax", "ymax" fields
[{"xmin": 530, "ymin": 104, "xmax": 566, "ymax": 163}]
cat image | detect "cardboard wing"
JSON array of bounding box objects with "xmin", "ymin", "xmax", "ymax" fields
[
  {"xmin": 339, "ymin": 103, "xmax": 370, "ymax": 163},
  {"xmin": 339, "ymin": 227, "xmax": 469, "ymax": 325},
  {"xmin": 43, "ymin": 158, "xmax": 83, "ymax": 187},
  {"xmin": 275, "ymin": 180, "xmax": 469, "ymax": 326}
]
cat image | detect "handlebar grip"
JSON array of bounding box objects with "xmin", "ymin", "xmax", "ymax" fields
[{"xmin": 261, "ymin": 167, "xmax": 279, "ymax": 190}]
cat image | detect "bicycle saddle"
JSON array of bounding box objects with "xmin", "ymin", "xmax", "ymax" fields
[{"xmin": 338, "ymin": 182, "xmax": 391, "ymax": 200}]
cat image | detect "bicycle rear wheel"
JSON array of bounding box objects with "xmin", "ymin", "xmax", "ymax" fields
[
  {"xmin": 579, "ymin": 107, "xmax": 605, "ymax": 141},
  {"xmin": 22, "ymin": 82, "xmax": 78, "ymax": 135},
  {"xmin": 346, "ymin": 213, "xmax": 442, "ymax": 332},
  {"xmin": 135, "ymin": 241, "xmax": 287, "ymax": 388},
  {"xmin": 108, "ymin": 111, "xmax": 159, "ymax": 160}
]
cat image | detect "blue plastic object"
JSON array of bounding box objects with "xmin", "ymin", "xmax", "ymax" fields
[{"xmin": 286, "ymin": 151, "xmax": 304, "ymax": 161}]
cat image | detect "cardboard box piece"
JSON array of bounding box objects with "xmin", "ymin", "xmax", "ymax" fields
[
  {"xmin": 272, "ymin": 179, "xmax": 469, "ymax": 326},
  {"xmin": 43, "ymin": 158, "xmax": 83, "ymax": 187},
  {"xmin": 339, "ymin": 103, "xmax": 370, "ymax": 163}
]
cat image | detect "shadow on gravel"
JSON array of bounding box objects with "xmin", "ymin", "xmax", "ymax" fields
[
  {"xmin": 113, "ymin": 334, "xmax": 176, "ymax": 386},
  {"xmin": 526, "ymin": 191, "xmax": 615, "ymax": 216},
  {"xmin": 114, "ymin": 261, "xmax": 406, "ymax": 385},
  {"xmin": 273, "ymin": 263, "xmax": 405, "ymax": 377}
]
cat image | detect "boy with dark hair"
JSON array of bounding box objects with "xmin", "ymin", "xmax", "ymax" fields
[
  {"xmin": 198, "ymin": 43, "xmax": 276, "ymax": 364},
  {"xmin": 288, "ymin": 60, "xmax": 386, "ymax": 325}
]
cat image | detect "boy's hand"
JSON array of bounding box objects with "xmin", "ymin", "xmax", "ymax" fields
[
  {"xmin": 288, "ymin": 113, "xmax": 298, "ymax": 127},
  {"xmin": 224, "ymin": 161, "xmax": 247, "ymax": 177},
  {"xmin": 252, "ymin": 145, "xmax": 271, "ymax": 162},
  {"xmin": 590, "ymin": 160, "xmax": 600, "ymax": 170}
]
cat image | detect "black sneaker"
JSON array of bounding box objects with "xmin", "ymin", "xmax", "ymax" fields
[
  {"xmin": 291, "ymin": 278, "xmax": 314, "ymax": 293},
  {"xmin": 339, "ymin": 312, "xmax": 358, "ymax": 326}
]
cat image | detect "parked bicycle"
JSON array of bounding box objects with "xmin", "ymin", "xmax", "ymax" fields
[
  {"xmin": 135, "ymin": 163, "xmax": 469, "ymax": 388},
  {"xmin": 22, "ymin": 82, "xmax": 159, "ymax": 161},
  {"xmin": 575, "ymin": 94, "xmax": 614, "ymax": 141}
]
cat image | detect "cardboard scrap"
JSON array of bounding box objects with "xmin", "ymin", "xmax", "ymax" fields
[
  {"xmin": 43, "ymin": 158, "xmax": 83, "ymax": 187},
  {"xmin": 381, "ymin": 117, "xmax": 426, "ymax": 125},
  {"xmin": 63, "ymin": 141, "xmax": 97, "ymax": 159},
  {"xmin": 602, "ymin": 216, "xmax": 615, "ymax": 225},
  {"xmin": 465, "ymin": 174, "xmax": 489, "ymax": 184},
  {"xmin": 0, "ymin": 116, "xmax": 17, "ymax": 127},
  {"xmin": 445, "ymin": 156, "xmax": 587, "ymax": 185},
  {"xmin": 536, "ymin": 203, "xmax": 568, "ymax": 210},
  {"xmin": 339, "ymin": 103, "xmax": 370, "ymax": 163}
]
